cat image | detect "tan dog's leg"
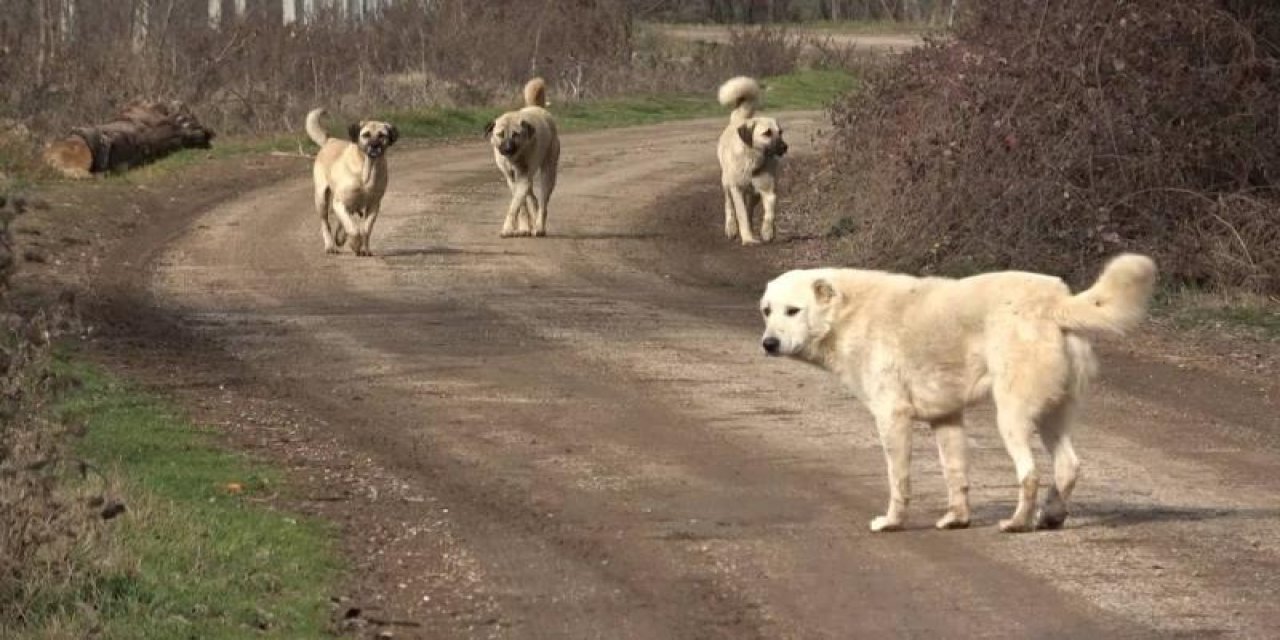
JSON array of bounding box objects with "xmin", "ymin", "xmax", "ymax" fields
[
  {"xmin": 723, "ymin": 187, "xmax": 739, "ymax": 239},
  {"xmin": 871, "ymin": 407, "xmax": 913, "ymax": 532},
  {"xmin": 331, "ymin": 200, "xmax": 361, "ymax": 254},
  {"xmin": 1037, "ymin": 401, "xmax": 1080, "ymax": 530},
  {"xmin": 519, "ymin": 193, "xmax": 536, "ymax": 236},
  {"xmin": 357, "ymin": 202, "xmax": 380, "ymax": 257},
  {"xmin": 502, "ymin": 179, "xmax": 532, "ymax": 238},
  {"xmin": 532, "ymin": 168, "xmax": 554, "ymax": 237},
  {"xmin": 994, "ymin": 397, "xmax": 1039, "ymax": 533},
  {"xmin": 760, "ymin": 187, "xmax": 778, "ymax": 243},
  {"xmin": 727, "ymin": 186, "xmax": 759, "ymax": 246},
  {"xmin": 316, "ymin": 187, "xmax": 341, "ymax": 254},
  {"xmin": 931, "ymin": 414, "xmax": 971, "ymax": 529}
]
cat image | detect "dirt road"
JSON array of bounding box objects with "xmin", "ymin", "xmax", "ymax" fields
[
  {"xmin": 656, "ymin": 25, "xmax": 924, "ymax": 53},
  {"xmin": 141, "ymin": 116, "xmax": 1278, "ymax": 638}
]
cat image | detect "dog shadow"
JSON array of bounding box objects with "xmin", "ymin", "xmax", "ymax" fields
[
  {"xmin": 379, "ymin": 247, "xmax": 516, "ymax": 258},
  {"xmin": 966, "ymin": 501, "xmax": 1280, "ymax": 530},
  {"xmin": 546, "ymin": 232, "xmax": 666, "ymax": 241}
]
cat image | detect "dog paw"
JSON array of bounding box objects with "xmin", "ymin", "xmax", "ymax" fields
[
  {"xmin": 1035, "ymin": 509, "xmax": 1068, "ymax": 530},
  {"xmin": 500, "ymin": 229, "xmax": 518, "ymax": 238},
  {"xmin": 869, "ymin": 515, "xmax": 904, "ymax": 532},
  {"xmin": 324, "ymin": 246, "xmax": 340, "ymax": 255},
  {"xmin": 935, "ymin": 512, "xmax": 971, "ymax": 530},
  {"xmin": 761, "ymin": 228, "xmax": 776, "ymax": 243},
  {"xmin": 533, "ymin": 230, "xmax": 546, "ymax": 237},
  {"xmin": 998, "ymin": 518, "xmax": 1034, "ymax": 533},
  {"xmin": 724, "ymin": 226, "xmax": 739, "ymax": 239},
  {"xmin": 740, "ymin": 237, "xmax": 762, "ymax": 247}
]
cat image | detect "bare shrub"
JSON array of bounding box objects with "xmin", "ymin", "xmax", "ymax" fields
[{"xmin": 796, "ymin": 0, "xmax": 1280, "ymax": 293}]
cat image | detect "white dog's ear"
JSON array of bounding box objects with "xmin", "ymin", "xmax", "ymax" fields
[
  {"xmin": 813, "ymin": 279, "xmax": 837, "ymax": 304},
  {"xmin": 737, "ymin": 123, "xmax": 754, "ymax": 146}
]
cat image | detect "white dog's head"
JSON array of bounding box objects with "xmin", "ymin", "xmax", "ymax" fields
[
  {"xmin": 737, "ymin": 116, "xmax": 788, "ymax": 158},
  {"xmin": 759, "ymin": 269, "xmax": 841, "ymax": 358}
]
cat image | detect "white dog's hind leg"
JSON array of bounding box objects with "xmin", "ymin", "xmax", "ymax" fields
[
  {"xmin": 1037, "ymin": 402, "xmax": 1081, "ymax": 530},
  {"xmin": 728, "ymin": 187, "xmax": 759, "ymax": 246},
  {"xmin": 931, "ymin": 415, "xmax": 971, "ymax": 529},
  {"xmin": 760, "ymin": 188, "xmax": 778, "ymax": 243},
  {"xmin": 870, "ymin": 408, "xmax": 913, "ymax": 532},
  {"xmin": 994, "ymin": 399, "xmax": 1040, "ymax": 533}
]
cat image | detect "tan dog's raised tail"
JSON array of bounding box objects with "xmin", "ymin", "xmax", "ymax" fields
[
  {"xmin": 307, "ymin": 109, "xmax": 398, "ymax": 256},
  {"xmin": 717, "ymin": 76, "xmax": 787, "ymax": 246},
  {"xmin": 759, "ymin": 255, "xmax": 1157, "ymax": 533},
  {"xmin": 484, "ymin": 78, "xmax": 561, "ymax": 238}
]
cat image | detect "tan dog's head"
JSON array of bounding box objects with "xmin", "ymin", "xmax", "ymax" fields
[
  {"xmin": 759, "ymin": 269, "xmax": 841, "ymax": 358},
  {"xmin": 347, "ymin": 120, "xmax": 398, "ymax": 159},
  {"xmin": 737, "ymin": 116, "xmax": 788, "ymax": 158},
  {"xmin": 484, "ymin": 113, "xmax": 535, "ymax": 158}
]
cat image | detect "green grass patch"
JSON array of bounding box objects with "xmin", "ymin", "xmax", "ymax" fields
[
  {"xmin": 1154, "ymin": 287, "xmax": 1280, "ymax": 341},
  {"xmin": 15, "ymin": 360, "xmax": 341, "ymax": 638},
  {"xmin": 384, "ymin": 68, "xmax": 856, "ymax": 138}
]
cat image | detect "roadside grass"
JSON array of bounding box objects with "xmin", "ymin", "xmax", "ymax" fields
[
  {"xmin": 11, "ymin": 359, "xmax": 341, "ymax": 638},
  {"xmin": 387, "ymin": 68, "xmax": 857, "ymax": 138},
  {"xmin": 1154, "ymin": 287, "xmax": 1280, "ymax": 341},
  {"xmin": 646, "ymin": 20, "xmax": 935, "ymax": 35}
]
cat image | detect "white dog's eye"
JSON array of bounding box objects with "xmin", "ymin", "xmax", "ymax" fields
[
  {"xmin": 785, "ymin": 307, "xmax": 801, "ymax": 316},
  {"xmin": 762, "ymin": 307, "xmax": 771, "ymax": 317}
]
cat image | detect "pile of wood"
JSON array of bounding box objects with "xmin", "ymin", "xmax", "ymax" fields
[{"xmin": 41, "ymin": 100, "xmax": 215, "ymax": 179}]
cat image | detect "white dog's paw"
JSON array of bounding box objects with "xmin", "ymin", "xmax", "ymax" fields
[
  {"xmin": 869, "ymin": 515, "xmax": 905, "ymax": 533},
  {"xmin": 740, "ymin": 237, "xmax": 762, "ymax": 247},
  {"xmin": 500, "ymin": 229, "xmax": 518, "ymax": 238},
  {"xmin": 324, "ymin": 245, "xmax": 340, "ymax": 255},
  {"xmin": 724, "ymin": 224, "xmax": 739, "ymax": 239},
  {"xmin": 761, "ymin": 226, "xmax": 776, "ymax": 243},
  {"xmin": 935, "ymin": 511, "xmax": 970, "ymax": 530},
  {"xmin": 998, "ymin": 518, "xmax": 1034, "ymax": 533}
]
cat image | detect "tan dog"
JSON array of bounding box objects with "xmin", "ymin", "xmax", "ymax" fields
[
  {"xmin": 759, "ymin": 255, "xmax": 1157, "ymax": 533},
  {"xmin": 717, "ymin": 76, "xmax": 787, "ymax": 246},
  {"xmin": 484, "ymin": 78, "xmax": 560, "ymax": 238},
  {"xmin": 306, "ymin": 109, "xmax": 398, "ymax": 256}
]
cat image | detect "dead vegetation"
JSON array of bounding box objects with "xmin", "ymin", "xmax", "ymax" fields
[{"xmin": 793, "ymin": 0, "xmax": 1280, "ymax": 294}]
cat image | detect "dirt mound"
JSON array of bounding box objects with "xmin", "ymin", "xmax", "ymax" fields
[{"xmin": 796, "ymin": 0, "xmax": 1280, "ymax": 292}]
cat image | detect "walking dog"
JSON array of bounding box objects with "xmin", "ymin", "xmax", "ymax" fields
[
  {"xmin": 485, "ymin": 78, "xmax": 561, "ymax": 238},
  {"xmin": 306, "ymin": 109, "xmax": 398, "ymax": 256},
  {"xmin": 717, "ymin": 76, "xmax": 787, "ymax": 246}
]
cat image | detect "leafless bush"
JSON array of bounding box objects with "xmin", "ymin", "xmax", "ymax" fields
[
  {"xmin": 1, "ymin": 197, "xmax": 97, "ymax": 625},
  {"xmin": 796, "ymin": 0, "xmax": 1280, "ymax": 293}
]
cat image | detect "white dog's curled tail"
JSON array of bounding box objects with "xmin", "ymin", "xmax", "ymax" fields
[
  {"xmin": 305, "ymin": 108, "xmax": 329, "ymax": 146},
  {"xmin": 719, "ymin": 76, "xmax": 761, "ymax": 123},
  {"xmin": 1056, "ymin": 253, "xmax": 1157, "ymax": 334},
  {"xmin": 524, "ymin": 78, "xmax": 549, "ymax": 108}
]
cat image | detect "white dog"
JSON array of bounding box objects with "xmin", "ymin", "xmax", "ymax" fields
[
  {"xmin": 717, "ymin": 76, "xmax": 787, "ymax": 245},
  {"xmin": 759, "ymin": 255, "xmax": 1157, "ymax": 533}
]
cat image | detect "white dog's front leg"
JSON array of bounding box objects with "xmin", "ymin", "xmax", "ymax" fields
[
  {"xmin": 502, "ymin": 180, "xmax": 532, "ymax": 238},
  {"xmin": 728, "ymin": 186, "xmax": 759, "ymax": 246},
  {"xmin": 871, "ymin": 409, "xmax": 913, "ymax": 532}
]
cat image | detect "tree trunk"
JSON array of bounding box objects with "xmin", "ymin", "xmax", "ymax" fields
[{"xmin": 41, "ymin": 100, "xmax": 215, "ymax": 179}]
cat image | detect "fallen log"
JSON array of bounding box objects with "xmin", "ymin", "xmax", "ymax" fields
[{"xmin": 42, "ymin": 100, "xmax": 215, "ymax": 179}]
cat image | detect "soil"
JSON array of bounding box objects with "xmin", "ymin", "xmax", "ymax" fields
[{"xmin": 9, "ymin": 114, "xmax": 1280, "ymax": 639}]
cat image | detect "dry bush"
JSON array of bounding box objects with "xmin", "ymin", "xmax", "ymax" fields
[
  {"xmin": 796, "ymin": 0, "xmax": 1280, "ymax": 292},
  {"xmin": 1, "ymin": 198, "xmax": 98, "ymax": 625}
]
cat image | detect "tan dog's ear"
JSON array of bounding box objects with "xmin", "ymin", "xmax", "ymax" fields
[
  {"xmin": 386, "ymin": 124, "xmax": 399, "ymax": 146},
  {"xmin": 347, "ymin": 122, "xmax": 362, "ymax": 143},
  {"xmin": 483, "ymin": 120, "xmax": 495, "ymax": 138},
  {"xmin": 813, "ymin": 279, "xmax": 837, "ymax": 304},
  {"xmin": 520, "ymin": 121, "xmax": 535, "ymax": 139},
  {"xmin": 737, "ymin": 123, "xmax": 754, "ymax": 147}
]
